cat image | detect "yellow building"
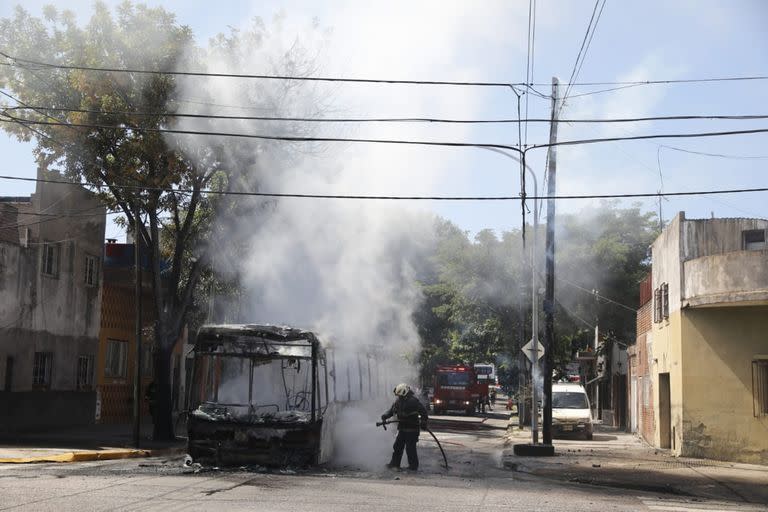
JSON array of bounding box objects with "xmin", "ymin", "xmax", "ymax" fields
[
  {"xmin": 96, "ymin": 241, "xmax": 187, "ymax": 423},
  {"xmin": 646, "ymin": 212, "xmax": 768, "ymax": 464}
]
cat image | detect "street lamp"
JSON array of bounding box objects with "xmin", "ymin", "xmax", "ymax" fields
[{"xmin": 483, "ymin": 148, "xmax": 541, "ymax": 445}]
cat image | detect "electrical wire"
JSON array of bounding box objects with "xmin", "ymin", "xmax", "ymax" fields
[
  {"xmin": 561, "ymin": 0, "xmax": 604, "ymax": 107},
  {"xmin": 524, "ymin": 0, "xmax": 537, "ymax": 147},
  {"xmin": 0, "ymin": 51, "xmax": 523, "ymax": 89},
  {"xmin": 1, "ymin": 174, "xmax": 766, "ymax": 202},
  {"xmin": 0, "ymin": 115, "xmax": 524, "ymax": 154},
  {"xmin": 570, "ymin": 0, "xmax": 607, "ymax": 98},
  {"xmin": 7, "ymin": 106, "xmax": 768, "ymax": 124},
  {"xmin": 657, "ymin": 144, "xmax": 768, "ymax": 160},
  {"xmin": 3, "ymin": 50, "xmax": 768, "ymax": 88},
  {"xmin": 557, "ymin": 276, "xmax": 637, "ymax": 312},
  {"xmin": 3, "ymin": 115, "xmax": 768, "ymax": 153}
]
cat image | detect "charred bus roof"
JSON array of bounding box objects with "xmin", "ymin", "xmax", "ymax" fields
[{"xmin": 195, "ymin": 324, "xmax": 319, "ymax": 359}]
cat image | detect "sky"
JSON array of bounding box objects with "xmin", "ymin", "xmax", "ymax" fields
[{"xmin": 1, "ymin": 0, "xmax": 767, "ymax": 241}]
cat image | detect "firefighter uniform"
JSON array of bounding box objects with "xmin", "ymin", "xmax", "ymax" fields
[{"xmin": 381, "ymin": 384, "xmax": 429, "ymax": 470}]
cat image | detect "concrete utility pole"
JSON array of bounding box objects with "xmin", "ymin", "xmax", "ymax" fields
[
  {"xmin": 132, "ymin": 209, "xmax": 142, "ymax": 448},
  {"xmin": 529, "ymin": 157, "xmax": 540, "ymax": 445},
  {"xmin": 542, "ymin": 77, "xmax": 559, "ymax": 447}
]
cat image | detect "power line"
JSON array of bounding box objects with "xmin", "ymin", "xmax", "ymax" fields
[
  {"xmin": 0, "ymin": 51, "xmax": 524, "ymax": 89},
  {"xmin": 557, "ymin": 276, "xmax": 637, "ymax": 313},
  {"xmin": 0, "ymin": 174, "xmax": 766, "ymax": 202},
  {"xmin": 570, "ymin": 0, "xmax": 607, "ymax": 98},
  {"xmin": 562, "ymin": 0, "xmax": 604, "ymax": 107},
  {"xmin": 531, "ymin": 127, "xmax": 768, "ymax": 151},
  {"xmin": 7, "ymin": 106, "xmax": 768, "ymax": 124},
  {"xmin": 0, "ymin": 115, "xmax": 524, "ymax": 153},
  {"xmin": 3, "ymin": 50, "xmax": 768, "ymax": 89},
  {"xmin": 658, "ymin": 144, "xmax": 768, "ymax": 160},
  {"xmin": 524, "ymin": 0, "xmax": 538, "ymax": 147},
  {"xmin": 3, "ymin": 115, "xmax": 768, "ymax": 153}
]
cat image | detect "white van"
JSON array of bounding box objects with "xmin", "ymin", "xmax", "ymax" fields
[{"xmin": 551, "ymin": 383, "xmax": 593, "ymax": 440}]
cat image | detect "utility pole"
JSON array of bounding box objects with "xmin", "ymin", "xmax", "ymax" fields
[
  {"xmin": 542, "ymin": 77, "xmax": 559, "ymax": 446},
  {"xmin": 132, "ymin": 208, "xmax": 142, "ymax": 448}
]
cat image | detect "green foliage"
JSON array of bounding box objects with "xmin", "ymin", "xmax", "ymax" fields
[
  {"xmin": 0, "ymin": 2, "xmax": 325, "ymax": 440},
  {"xmin": 414, "ymin": 202, "xmax": 658, "ymax": 386}
]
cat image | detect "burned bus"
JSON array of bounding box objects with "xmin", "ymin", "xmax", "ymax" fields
[{"xmin": 186, "ymin": 324, "xmax": 335, "ymax": 467}]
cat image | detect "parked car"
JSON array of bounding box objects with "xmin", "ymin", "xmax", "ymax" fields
[{"xmin": 551, "ymin": 383, "xmax": 593, "ymax": 440}]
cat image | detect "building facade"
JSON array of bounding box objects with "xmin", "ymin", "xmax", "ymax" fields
[
  {"xmin": 96, "ymin": 240, "xmax": 188, "ymax": 423},
  {"xmin": 628, "ymin": 273, "xmax": 656, "ymax": 442},
  {"xmin": 0, "ymin": 173, "xmax": 106, "ymax": 431},
  {"xmin": 634, "ymin": 212, "xmax": 768, "ymax": 464}
]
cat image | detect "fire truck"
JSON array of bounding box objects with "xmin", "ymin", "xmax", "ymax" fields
[{"xmin": 432, "ymin": 365, "xmax": 479, "ymax": 416}]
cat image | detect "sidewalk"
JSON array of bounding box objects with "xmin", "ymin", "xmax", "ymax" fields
[
  {"xmin": 503, "ymin": 419, "xmax": 768, "ymax": 506},
  {"xmin": 0, "ymin": 421, "xmax": 186, "ymax": 463}
]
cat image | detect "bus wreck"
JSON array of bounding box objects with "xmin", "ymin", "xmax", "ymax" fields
[{"xmin": 187, "ymin": 324, "xmax": 333, "ymax": 467}]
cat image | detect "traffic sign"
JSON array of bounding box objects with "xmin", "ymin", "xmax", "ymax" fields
[{"xmin": 521, "ymin": 338, "xmax": 545, "ymax": 362}]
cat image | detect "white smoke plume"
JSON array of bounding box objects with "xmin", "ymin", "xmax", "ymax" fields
[{"xmin": 167, "ymin": 14, "xmax": 442, "ymax": 467}]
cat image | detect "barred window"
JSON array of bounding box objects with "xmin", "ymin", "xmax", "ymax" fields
[
  {"xmin": 33, "ymin": 352, "xmax": 53, "ymax": 388},
  {"xmin": 105, "ymin": 339, "xmax": 128, "ymax": 378},
  {"xmin": 753, "ymin": 358, "xmax": 768, "ymax": 417},
  {"xmin": 42, "ymin": 243, "xmax": 59, "ymax": 277},
  {"xmin": 84, "ymin": 255, "xmax": 99, "ymax": 286},
  {"xmin": 653, "ymin": 288, "xmax": 662, "ymax": 323},
  {"xmin": 661, "ymin": 283, "xmax": 669, "ymax": 319},
  {"xmin": 76, "ymin": 355, "xmax": 94, "ymax": 390}
]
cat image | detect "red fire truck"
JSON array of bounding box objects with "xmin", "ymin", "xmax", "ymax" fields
[{"xmin": 432, "ymin": 365, "xmax": 479, "ymax": 416}]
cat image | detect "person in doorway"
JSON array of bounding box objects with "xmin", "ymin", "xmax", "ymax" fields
[{"xmin": 381, "ymin": 383, "xmax": 429, "ymax": 471}]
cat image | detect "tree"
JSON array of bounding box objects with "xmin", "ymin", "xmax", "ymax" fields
[
  {"xmin": 0, "ymin": 2, "xmax": 324, "ymax": 439},
  {"xmin": 414, "ymin": 202, "xmax": 658, "ymax": 386}
]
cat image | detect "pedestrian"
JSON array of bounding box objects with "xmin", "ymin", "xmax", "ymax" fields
[{"xmin": 381, "ymin": 383, "xmax": 429, "ymax": 471}]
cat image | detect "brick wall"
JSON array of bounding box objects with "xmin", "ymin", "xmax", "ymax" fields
[{"xmin": 630, "ymin": 299, "xmax": 656, "ymax": 444}]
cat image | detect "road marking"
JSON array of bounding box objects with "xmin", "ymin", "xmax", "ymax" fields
[{"xmin": 639, "ymin": 497, "xmax": 767, "ymax": 512}]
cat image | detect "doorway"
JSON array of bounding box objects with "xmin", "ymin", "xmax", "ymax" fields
[{"xmin": 658, "ymin": 372, "xmax": 671, "ymax": 449}]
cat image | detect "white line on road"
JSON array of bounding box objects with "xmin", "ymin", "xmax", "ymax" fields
[{"xmin": 639, "ymin": 497, "xmax": 767, "ymax": 512}]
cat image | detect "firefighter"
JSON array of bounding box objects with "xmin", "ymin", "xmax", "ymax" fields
[{"xmin": 381, "ymin": 383, "xmax": 429, "ymax": 471}]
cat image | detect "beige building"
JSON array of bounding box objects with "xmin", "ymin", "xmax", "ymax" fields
[
  {"xmin": 0, "ymin": 172, "xmax": 106, "ymax": 431},
  {"xmin": 637, "ymin": 212, "xmax": 768, "ymax": 464}
]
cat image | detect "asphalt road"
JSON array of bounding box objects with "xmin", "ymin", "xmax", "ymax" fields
[{"xmin": 0, "ymin": 406, "xmax": 763, "ymax": 511}]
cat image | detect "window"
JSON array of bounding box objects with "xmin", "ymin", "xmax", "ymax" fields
[
  {"xmin": 661, "ymin": 283, "xmax": 669, "ymax": 320},
  {"xmin": 753, "ymin": 358, "xmax": 768, "ymax": 417},
  {"xmin": 437, "ymin": 372, "xmax": 471, "ymax": 387},
  {"xmin": 41, "ymin": 243, "xmax": 59, "ymax": 277},
  {"xmin": 105, "ymin": 339, "xmax": 128, "ymax": 378},
  {"xmin": 142, "ymin": 344, "xmax": 154, "ymax": 377},
  {"xmin": 743, "ymin": 229, "xmax": 766, "ymax": 251},
  {"xmin": 76, "ymin": 355, "xmax": 94, "ymax": 390},
  {"xmin": 84, "ymin": 255, "xmax": 99, "ymax": 286},
  {"xmin": 653, "ymin": 287, "xmax": 662, "ymax": 323},
  {"xmin": 32, "ymin": 352, "xmax": 53, "ymax": 388},
  {"xmin": 552, "ymin": 392, "xmax": 589, "ymax": 409}
]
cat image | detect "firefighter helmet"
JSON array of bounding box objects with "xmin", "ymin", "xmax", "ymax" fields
[{"xmin": 393, "ymin": 383, "xmax": 410, "ymax": 396}]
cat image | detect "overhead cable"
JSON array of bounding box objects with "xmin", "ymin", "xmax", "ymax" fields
[
  {"xmin": 2, "ymin": 50, "xmax": 768, "ymax": 89},
  {"xmin": 1, "ymin": 174, "xmax": 766, "ymax": 202},
  {"xmin": 3, "ymin": 115, "xmax": 767, "ymax": 154},
  {"xmin": 5, "ymin": 106, "xmax": 768, "ymax": 124}
]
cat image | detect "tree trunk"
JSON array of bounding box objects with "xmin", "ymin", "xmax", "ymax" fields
[{"xmin": 152, "ymin": 341, "xmax": 175, "ymax": 441}]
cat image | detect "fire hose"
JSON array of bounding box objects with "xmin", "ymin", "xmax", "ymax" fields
[{"xmin": 375, "ymin": 419, "xmax": 449, "ymax": 470}]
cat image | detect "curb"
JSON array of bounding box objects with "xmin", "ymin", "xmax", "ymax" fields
[{"xmin": 0, "ymin": 446, "xmax": 185, "ymax": 464}]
